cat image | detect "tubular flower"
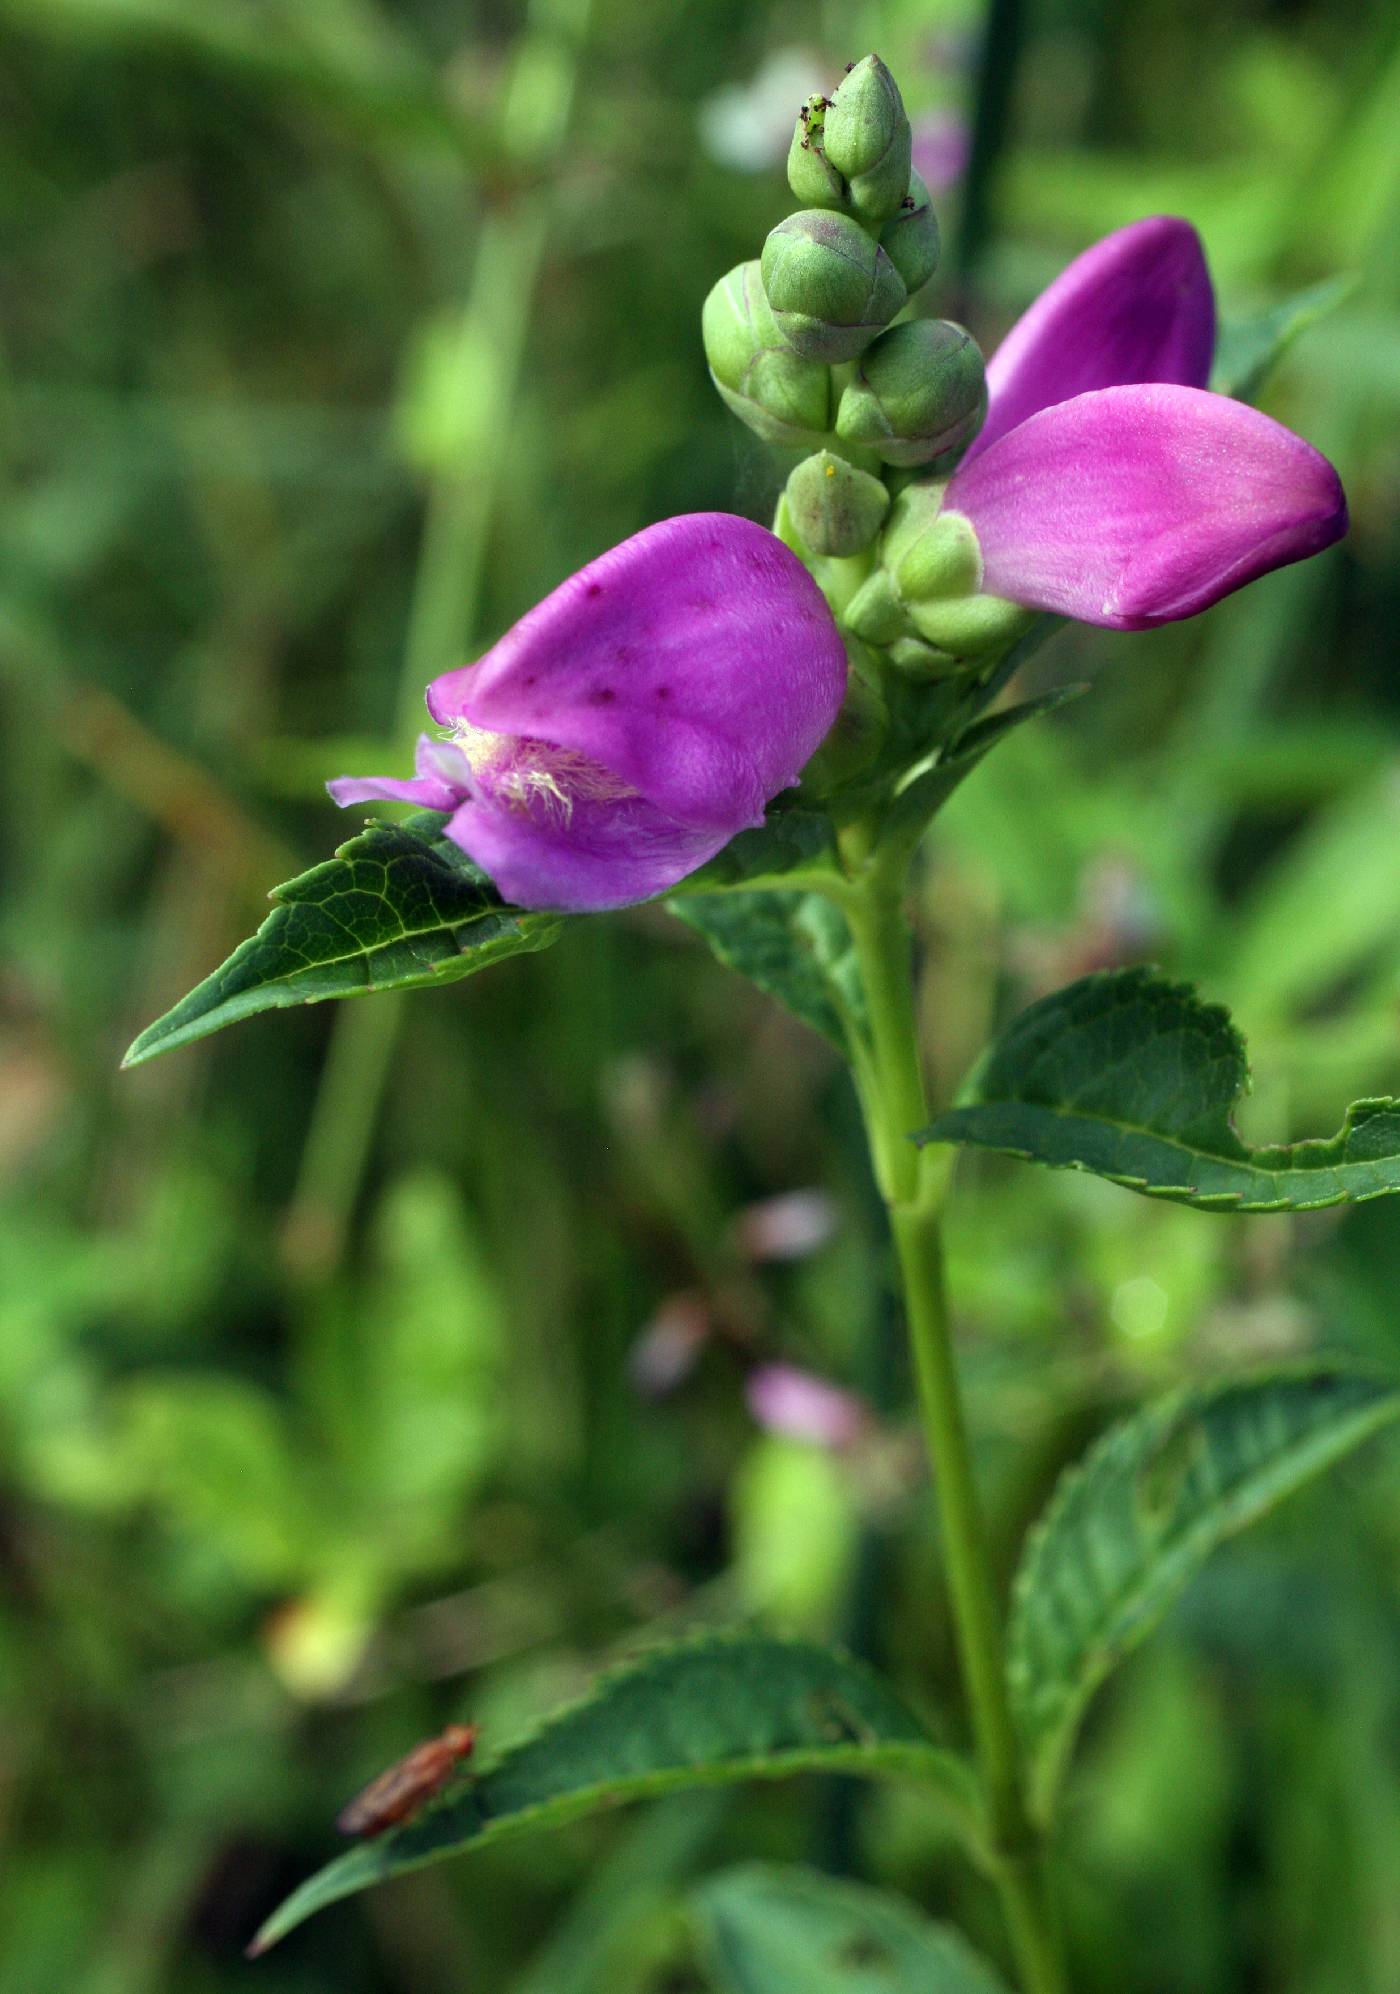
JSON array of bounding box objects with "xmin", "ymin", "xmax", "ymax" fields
[
  {"xmin": 328, "ymin": 514, "xmax": 847, "ymax": 913},
  {"xmin": 925, "ymin": 217, "xmax": 1348, "ymax": 632}
]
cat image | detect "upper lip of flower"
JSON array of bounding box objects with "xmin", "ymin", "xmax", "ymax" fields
[{"xmin": 931, "ymin": 215, "xmax": 1348, "ymax": 631}]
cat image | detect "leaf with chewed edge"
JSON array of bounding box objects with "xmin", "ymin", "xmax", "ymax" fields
[
  {"xmin": 248, "ymin": 1633, "xmax": 978, "ymax": 1956},
  {"xmin": 1009, "ymin": 1365, "xmax": 1400, "ymax": 1817},
  {"xmin": 123, "ymin": 812, "xmax": 561, "ymax": 1066},
  {"xmin": 922, "ymin": 966, "xmax": 1400, "ymax": 1211}
]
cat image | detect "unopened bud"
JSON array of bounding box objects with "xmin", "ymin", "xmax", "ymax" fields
[
  {"xmin": 906, "ymin": 592, "xmax": 1031, "ymax": 656},
  {"xmin": 880, "ymin": 484, "xmax": 981, "ymax": 601},
  {"xmin": 836, "ymin": 320, "xmax": 987, "ymax": 468},
  {"xmin": 785, "ymin": 450, "xmax": 890, "ymax": 557},
  {"xmin": 879, "ymin": 484, "xmax": 1032, "ymax": 660},
  {"xmin": 761, "ymin": 210, "xmax": 906, "ymax": 364},
  {"xmin": 702, "ymin": 260, "xmax": 832, "ymax": 448},
  {"xmin": 842, "ymin": 568, "xmax": 907, "ymax": 646},
  {"xmin": 821, "ymin": 55, "xmax": 913, "ymax": 225},
  {"xmin": 787, "ymin": 95, "xmax": 847, "ymax": 210},
  {"xmin": 879, "ymin": 171, "xmax": 940, "ymax": 294}
]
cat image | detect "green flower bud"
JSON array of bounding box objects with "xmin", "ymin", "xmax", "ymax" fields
[
  {"xmin": 843, "ymin": 568, "xmax": 907, "ymax": 646},
  {"xmin": 835, "ymin": 320, "xmax": 987, "ymax": 468},
  {"xmin": 784, "ymin": 450, "xmax": 890, "ymax": 557},
  {"xmin": 880, "ymin": 483, "xmax": 981, "ymax": 602},
  {"xmin": 702, "ymin": 260, "xmax": 832, "ymax": 448},
  {"xmin": 820, "ymin": 54, "xmax": 913, "ymax": 226},
  {"xmin": 906, "ymin": 592, "xmax": 1032, "ymax": 656},
  {"xmin": 787, "ymin": 95, "xmax": 847, "ymax": 210},
  {"xmin": 761, "ymin": 210, "xmax": 906, "ymax": 364},
  {"xmin": 879, "ymin": 171, "xmax": 940, "ymax": 294}
]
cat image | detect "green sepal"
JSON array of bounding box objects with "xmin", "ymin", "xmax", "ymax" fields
[{"xmin": 879, "ymin": 171, "xmax": 941, "ymax": 294}]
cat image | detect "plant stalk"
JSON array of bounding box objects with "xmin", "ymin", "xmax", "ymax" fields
[{"xmin": 839, "ymin": 844, "xmax": 1065, "ymax": 1994}]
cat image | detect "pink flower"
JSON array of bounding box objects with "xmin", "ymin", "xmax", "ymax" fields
[
  {"xmin": 746, "ymin": 1363, "xmax": 869, "ymax": 1450},
  {"xmin": 943, "ymin": 217, "xmax": 1347, "ymax": 629},
  {"xmin": 328, "ymin": 515, "xmax": 847, "ymax": 913}
]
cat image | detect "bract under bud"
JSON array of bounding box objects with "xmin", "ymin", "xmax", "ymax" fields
[
  {"xmin": 836, "ymin": 320, "xmax": 988, "ymax": 468},
  {"xmin": 879, "ymin": 171, "xmax": 940, "ymax": 294},
  {"xmin": 761, "ymin": 210, "xmax": 906, "ymax": 364},
  {"xmin": 784, "ymin": 450, "xmax": 891, "ymax": 557},
  {"xmin": 702, "ymin": 260, "xmax": 832, "ymax": 448},
  {"xmin": 820, "ymin": 54, "xmax": 913, "ymax": 225},
  {"xmin": 787, "ymin": 95, "xmax": 847, "ymax": 210}
]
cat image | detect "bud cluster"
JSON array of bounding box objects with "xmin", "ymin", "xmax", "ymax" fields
[{"xmin": 702, "ymin": 53, "xmax": 1008, "ymax": 685}]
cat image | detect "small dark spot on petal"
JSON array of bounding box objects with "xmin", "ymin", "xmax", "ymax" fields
[
  {"xmin": 591, "ymin": 685, "xmax": 616, "ymax": 703},
  {"xmin": 655, "ymin": 684, "xmax": 672, "ymax": 700},
  {"xmin": 523, "ymin": 674, "xmax": 538, "ymax": 687},
  {"xmin": 585, "ymin": 581, "xmax": 604, "ymax": 598}
]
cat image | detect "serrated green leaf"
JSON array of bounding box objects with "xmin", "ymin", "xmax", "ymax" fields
[
  {"xmin": 248, "ymin": 1634, "xmax": 977, "ymax": 1955},
  {"xmin": 1212, "ymin": 275, "xmax": 1356, "ymax": 403},
  {"xmin": 123, "ymin": 813, "xmax": 562, "ymax": 1066},
  {"xmin": 921, "ymin": 966, "xmax": 1400, "ymax": 1211},
  {"xmin": 668, "ymin": 891, "xmax": 862, "ymax": 1050},
  {"xmin": 692, "ymin": 1864, "xmax": 1012, "ymax": 1994},
  {"xmin": 1009, "ymin": 1366, "xmax": 1400, "ymax": 1817}
]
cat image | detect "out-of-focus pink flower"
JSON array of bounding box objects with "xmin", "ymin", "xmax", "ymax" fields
[
  {"xmin": 747, "ymin": 1363, "xmax": 869, "ymax": 1449},
  {"xmin": 910, "ymin": 110, "xmax": 970, "ymax": 193},
  {"xmin": 734, "ymin": 1190, "xmax": 838, "ymax": 1264},
  {"xmin": 628, "ymin": 1291, "xmax": 712, "ymax": 1399}
]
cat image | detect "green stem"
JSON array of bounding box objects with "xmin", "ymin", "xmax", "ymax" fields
[{"xmin": 839, "ymin": 840, "xmax": 1065, "ymax": 1994}]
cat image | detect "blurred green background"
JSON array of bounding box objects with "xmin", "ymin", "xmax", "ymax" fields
[{"xmin": 3, "ymin": 0, "xmax": 1400, "ymax": 1987}]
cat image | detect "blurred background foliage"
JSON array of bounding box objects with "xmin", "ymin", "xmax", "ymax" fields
[{"xmin": 2, "ymin": 0, "xmax": 1400, "ymax": 1987}]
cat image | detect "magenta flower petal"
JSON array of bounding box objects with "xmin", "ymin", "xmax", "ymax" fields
[
  {"xmin": 429, "ymin": 514, "xmax": 846, "ymax": 833},
  {"xmin": 327, "ymin": 736, "xmax": 474, "ymax": 812},
  {"xmin": 969, "ymin": 217, "xmax": 1216, "ymax": 463},
  {"xmin": 945, "ymin": 384, "xmax": 1347, "ymax": 629},
  {"xmin": 442, "ymin": 790, "xmax": 730, "ymax": 913},
  {"xmin": 330, "ymin": 514, "xmax": 847, "ymax": 912}
]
